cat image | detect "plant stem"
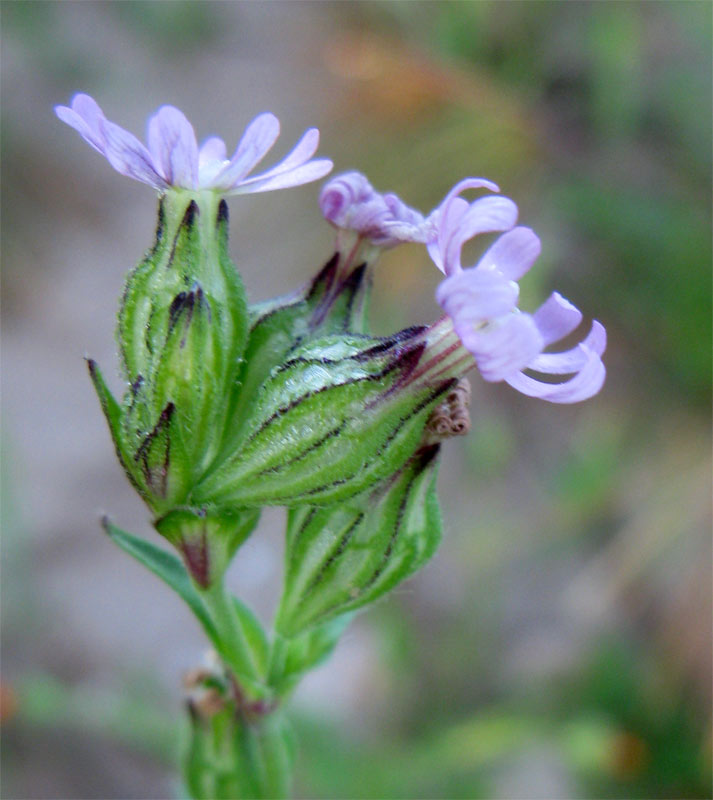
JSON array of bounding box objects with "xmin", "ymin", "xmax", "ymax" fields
[{"xmin": 199, "ymin": 579, "xmax": 268, "ymax": 701}]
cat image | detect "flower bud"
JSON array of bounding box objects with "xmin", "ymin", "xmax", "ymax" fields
[
  {"xmin": 90, "ymin": 191, "xmax": 249, "ymax": 515},
  {"xmin": 274, "ymin": 444, "xmax": 442, "ymax": 637},
  {"xmin": 218, "ymin": 253, "xmax": 371, "ymax": 461},
  {"xmin": 192, "ymin": 331, "xmax": 454, "ymax": 508}
]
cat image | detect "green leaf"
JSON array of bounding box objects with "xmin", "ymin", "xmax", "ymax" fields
[
  {"xmin": 87, "ymin": 359, "xmax": 144, "ymax": 498},
  {"xmin": 102, "ymin": 518, "xmax": 218, "ymax": 645},
  {"xmin": 273, "ymin": 614, "xmax": 354, "ymax": 696}
]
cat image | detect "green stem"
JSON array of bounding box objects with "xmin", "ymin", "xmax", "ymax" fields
[
  {"xmin": 242, "ymin": 712, "xmax": 293, "ymax": 800},
  {"xmin": 199, "ymin": 580, "xmax": 268, "ymax": 701},
  {"xmin": 184, "ymin": 704, "xmax": 292, "ymax": 800}
]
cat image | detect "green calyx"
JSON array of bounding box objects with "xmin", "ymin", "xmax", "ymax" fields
[
  {"xmin": 90, "ymin": 190, "xmax": 249, "ymax": 515},
  {"xmin": 155, "ymin": 507, "xmax": 260, "ymax": 588},
  {"xmin": 192, "ymin": 331, "xmax": 452, "ymax": 508},
  {"xmin": 274, "ymin": 444, "xmax": 443, "ymax": 638}
]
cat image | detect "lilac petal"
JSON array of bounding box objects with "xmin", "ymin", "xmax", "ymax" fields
[
  {"xmin": 198, "ymin": 136, "xmax": 228, "ymax": 184},
  {"xmin": 55, "ymin": 93, "xmax": 107, "ymax": 154},
  {"xmin": 236, "ymin": 128, "xmax": 320, "ymax": 186},
  {"xmin": 319, "ymin": 171, "xmax": 426, "ymax": 244},
  {"xmin": 427, "ymin": 196, "xmax": 470, "ymax": 272},
  {"xmin": 211, "ymin": 112, "xmax": 280, "ymax": 190},
  {"xmin": 100, "ymin": 118, "xmax": 166, "ymax": 189},
  {"xmin": 505, "ymin": 346, "xmax": 606, "ymax": 403},
  {"xmin": 440, "ymin": 196, "xmax": 519, "ymax": 276},
  {"xmin": 528, "ymin": 321, "xmax": 607, "ymax": 374},
  {"xmin": 380, "ymin": 193, "xmax": 428, "ymax": 242},
  {"xmin": 459, "ymin": 313, "xmax": 543, "ymax": 382},
  {"xmin": 436, "ymin": 269, "xmax": 519, "ymax": 322},
  {"xmin": 456, "ymin": 196, "xmax": 519, "ymax": 247},
  {"xmin": 532, "ymin": 292, "xmax": 583, "ymax": 346},
  {"xmin": 438, "ymin": 177, "xmax": 501, "ymax": 209},
  {"xmin": 477, "ymin": 226, "xmax": 541, "ymax": 281},
  {"xmin": 428, "ymin": 178, "xmax": 502, "ymax": 273},
  {"xmin": 229, "ymin": 158, "xmax": 334, "ymax": 194},
  {"xmin": 199, "ymin": 136, "xmax": 227, "ymax": 164},
  {"xmin": 320, "ymin": 171, "xmax": 374, "ymax": 224},
  {"xmin": 147, "ymin": 105, "xmax": 198, "ymax": 189}
]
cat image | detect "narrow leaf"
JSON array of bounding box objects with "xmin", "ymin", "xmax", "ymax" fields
[{"xmin": 102, "ymin": 518, "xmax": 219, "ymax": 645}]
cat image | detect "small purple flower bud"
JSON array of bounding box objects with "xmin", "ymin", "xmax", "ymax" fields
[{"xmin": 55, "ymin": 93, "xmax": 333, "ymax": 195}]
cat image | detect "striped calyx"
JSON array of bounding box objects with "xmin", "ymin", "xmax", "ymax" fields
[
  {"xmin": 89, "ymin": 190, "xmax": 249, "ymax": 516},
  {"xmin": 192, "ymin": 330, "xmax": 453, "ymax": 508},
  {"xmin": 155, "ymin": 507, "xmax": 260, "ymax": 588},
  {"xmin": 274, "ymin": 445, "xmax": 442, "ymax": 638}
]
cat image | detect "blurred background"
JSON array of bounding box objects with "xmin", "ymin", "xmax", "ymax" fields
[{"xmin": 2, "ymin": 2, "xmax": 711, "ymax": 798}]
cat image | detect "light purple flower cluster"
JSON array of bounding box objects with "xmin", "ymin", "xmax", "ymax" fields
[
  {"xmin": 320, "ymin": 172, "xmax": 606, "ymax": 403},
  {"xmin": 55, "ymin": 94, "xmax": 333, "ymax": 195}
]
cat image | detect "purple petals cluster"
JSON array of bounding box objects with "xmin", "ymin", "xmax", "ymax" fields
[
  {"xmin": 432, "ymin": 189, "xmax": 606, "ymax": 403},
  {"xmin": 55, "ymin": 94, "xmax": 333, "ymax": 194},
  {"xmin": 319, "ymin": 171, "xmax": 605, "ymax": 403}
]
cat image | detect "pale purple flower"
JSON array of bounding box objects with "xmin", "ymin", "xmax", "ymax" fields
[
  {"xmin": 55, "ymin": 93, "xmax": 333, "ymax": 194},
  {"xmin": 320, "ymin": 172, "xmax": 520, "ymax": 254},
  {"xmin": 435, "ymin": 226, "xmax": 606, "ymax": 403},
  {"xmin": 319, "ymin": 171, "xmax": 428, "ymax": 247}
]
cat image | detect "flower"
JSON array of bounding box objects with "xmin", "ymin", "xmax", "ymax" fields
[
  {"xmin": 319, "ymin": 172, "xmax": 518, "ymax": 250},
  {"xmin": 433, "ymin": 222, "xmax": 606, "ymax": 403},
  {"xmin": 55, "ymin": 93, "xmax": 333, "ymax": 194},
  {"xmin": 319, "ymin": 171, "xmax": 427, "ymax": 247}
]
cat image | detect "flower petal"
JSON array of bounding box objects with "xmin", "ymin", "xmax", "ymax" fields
[
  {"xmin": 461, "ymin": 313, "xmax": 544, "ymax": 382},
  {"xmin": 427, "ymin": 196, "xmax": 470, "ymax": 273},
  {"xmin": 505, "ymin": 345, "xmax": 606, "ymax": 403},
  {"xmin": 431, "ymin": 195, "xmax": 519, "ymax": 276},
  {"xmin": 147, "ymin": 105, "xmax": 198, "ymax": 189},
  {"xmin": 438, "ymin": 177, "xmax": 501, "ymax": 209},
  {"xmin": 230, "ymin": 158, "xmax": 334, "ymax": 194},
  {"xmin": 197, "ymin": 136, "xmax": 228, "ymax": 184},
  {"xmin": 532, "ymin": 292, "xmax": 583, "ymax": 346},
  {"xmin": 231, "ymin": 127, "xmax": 333, "ymax": 194},
  {"xmin": 199, "ymin": 136, "xmax": 227, "ymax": 164},
  {"xmin": 477, "ymin": 226, "xmax": 541, "ymax": 281},
  {"xmin": 436, "ymin": 268, "xmax": 519, "ymax": 322},
  {"xmin": 100, "ymin": 118, "xmax": 165, "ymax": 189},
  {"xmin": 54, "ymin": 93, "xmax": 107, "ymax": 154},
  {"xmin": 453, "ymin": 196, "xmax": 519, "ymax": 252},
  {"xmin": 319, "ymin": 171, "xmax": 426, "ymax": 245},
  {"xmin": 528, "ymin": 320, "xmax": 607, "ymax": 374},
  {"xmin": 236, "ymin": 127, "xmax": 320, "ymax": 185},
  {"xmin": 210, "ymin": 112, "xmax": 280, "ymax": 190}
]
